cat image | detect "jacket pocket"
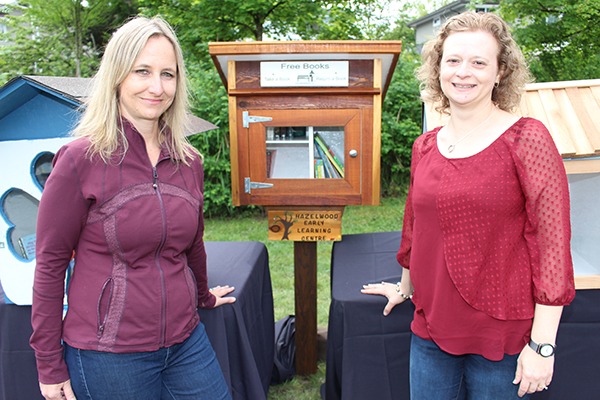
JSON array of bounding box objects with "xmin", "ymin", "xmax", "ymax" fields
[
  {"xmin": 184, "ymin": 267, "xmax": 198, "ymax": 311},
  {"xmin": 97, "ymin": 277, "xmax": 113, "ymax": 338}
]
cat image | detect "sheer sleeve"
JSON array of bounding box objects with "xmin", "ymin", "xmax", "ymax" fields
[{"xmin": 513, "ymin": 118, "xmax": 575, "ymax": 305}]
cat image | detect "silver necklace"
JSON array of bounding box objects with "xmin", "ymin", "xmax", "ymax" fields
[{"xmin": 447, "ymin": 109, "xmax": 496, "ymax": 153}]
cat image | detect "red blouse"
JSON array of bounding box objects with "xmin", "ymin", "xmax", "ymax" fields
[
  {"xmin": 406, "ymin": 133, "xmax": 532, "ymax": 360},
  {"xmin": 397, "ymin": 118, "xmax": 575, "ymax": 325}
]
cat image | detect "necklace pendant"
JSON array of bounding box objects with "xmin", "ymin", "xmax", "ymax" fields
[{"xmin": 448, "ymin": 144, "xmax": 455, "ymax": 153}]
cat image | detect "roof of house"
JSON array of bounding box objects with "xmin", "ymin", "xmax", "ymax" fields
[
  {"xmin": 424, "ymin": 79, "xmax": 600, "ymax": 172},
  {"xmin": 408, "ymin": 1, "xmax": 500, "ymax": 28},
  {"xmin": 6, "ymin": 75, "xmax": 218, "ymax": 135},
  {"xmin": 408, "ymin": 0, "xmax": 469, "ymax": 28},
  {"xmin": 22, "ymin": 75, "xmax": 92, "ymax": 102}
]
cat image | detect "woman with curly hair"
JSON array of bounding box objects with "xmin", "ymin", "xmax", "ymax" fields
[{"xmin": 363, "ymin": 11, "xmax": 574, "ymax": 399}]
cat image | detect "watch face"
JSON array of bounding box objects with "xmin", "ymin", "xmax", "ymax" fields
[{"xmin": 540, "ymin": 344, "xmax": 554, "ymax": 357}]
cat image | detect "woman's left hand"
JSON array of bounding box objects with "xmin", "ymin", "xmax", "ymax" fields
[
  {"xmin": 513, "ymin": 344, "xmax": 554, "ymax": 397},
  {"xmin": 209, "ymin": 285, "xmax": 236, "ymax": 308},
  {"xmin": 361, "ymin": 281, "xmax": 410, "ymax": 316}
]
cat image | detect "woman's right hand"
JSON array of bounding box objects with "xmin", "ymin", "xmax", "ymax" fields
[
  {"xmin": 209, "ymin": 284, "xmax": 237, "ymax": 308},
  {"xmin": 39, "ymin": 380, "xmax": 76, "ymax": 400},
  {"xmin": 361, "ymin": 281, "xmax": 411, "ymax": 316}
]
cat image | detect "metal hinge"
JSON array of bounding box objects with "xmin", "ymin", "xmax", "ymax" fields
[
  {"xmin": 242, "ymin": 111, "xmax": 272, "ymax": 128},
  {"xmin": 244, "ymin": 177, "xmax": 274, "ymax": 194}
]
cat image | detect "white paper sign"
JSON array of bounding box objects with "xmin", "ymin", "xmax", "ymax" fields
[{"xmin": 260, "ymin": 61, "xmax": 349, "ymax": 87}]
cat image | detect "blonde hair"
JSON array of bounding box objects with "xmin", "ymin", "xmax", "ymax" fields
[
  {"xmin": 417, "ymin": 11, "xmax": 533, "ymax": 114},
  {"xmin": 74, "ymin": 15, "xmax": 198, "ymax": 164}
]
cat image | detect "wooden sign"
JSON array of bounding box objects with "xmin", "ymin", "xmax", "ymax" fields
[{"xmin": 267, "ymin": 208, "xmax": 343, "ymax": 241}]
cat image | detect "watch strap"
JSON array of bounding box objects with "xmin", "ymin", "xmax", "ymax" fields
[{"xmin": 529, "ymin": 338, "xmax": 555, "ymax": 357}]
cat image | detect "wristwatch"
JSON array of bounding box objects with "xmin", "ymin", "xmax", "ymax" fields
[{"xmin": 529, "ymin": 339, "xmax": 556, "ymax": 357}]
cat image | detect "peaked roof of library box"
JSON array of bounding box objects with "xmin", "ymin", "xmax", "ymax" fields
[
  {"xmin": 208, "ymin": 40, "xmax": 403, "ymax": 97},
  {"xmin": 424, "ymin": 79, "xmax": 600, "ymax": 173}
]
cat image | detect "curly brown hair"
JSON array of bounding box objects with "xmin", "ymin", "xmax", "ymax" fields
[{"xmin": 417, "ymin": 11, "xmax": 533, "ymax": 114}]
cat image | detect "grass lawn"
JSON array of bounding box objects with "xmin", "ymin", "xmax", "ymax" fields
[{"xmin": 204, "ymin": 195, "xmax": 406, "ymax": 399}]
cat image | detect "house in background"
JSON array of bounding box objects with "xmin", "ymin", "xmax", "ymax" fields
[
  {"xmin": 408, "ymin": 0, "xmax": 499, "ymax": 53},
  {"xmin": 0, "ymin": 75, "xmax": 217, "ymax": 305}
]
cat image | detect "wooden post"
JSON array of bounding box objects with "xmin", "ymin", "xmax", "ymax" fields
[{"xmin": 294, "ymin": 241, "xmax": 318, "ymax": 375}]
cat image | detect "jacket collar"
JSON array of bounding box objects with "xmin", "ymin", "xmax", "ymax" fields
[{"xmin": 119, "ymin": 117, "xmax": 181, "ymax": 162}]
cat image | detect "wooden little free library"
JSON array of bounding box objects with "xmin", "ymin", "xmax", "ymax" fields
[
  {"xmin": 209, "ymin": 41, "xmax": 402, "ymax": 376},
  {"xmin": 208, "ymin": 41, "xmax": 402, "ymax": 208}
]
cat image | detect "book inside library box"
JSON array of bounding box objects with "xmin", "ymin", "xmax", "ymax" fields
[{"xmin": 266, "ymin": 126, "xmax": 344, "ymax": 179}]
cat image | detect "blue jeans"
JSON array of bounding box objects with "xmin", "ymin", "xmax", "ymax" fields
[
  {"xmin": 410, "ymin": 334, "xmax": 529, "ymax": 400},
  {"xmin": 64, "ymin": 322, "xmax": 231, "ymax": 400}
]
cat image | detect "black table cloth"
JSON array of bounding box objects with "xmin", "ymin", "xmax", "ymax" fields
[
  {"xmin": 0, "ymin": 241, "xmax": 274, "ymax": 400},
  {"xmin": 324, "ymin": 231, "xmax": 600, "ymax": 400},
  {"xmin": 324, "ymin": 231, "xmax": 414, "ymax": 400},
  {"xmin": 202, "ymin": 241, "xmax": 274, "ymax": 400}
]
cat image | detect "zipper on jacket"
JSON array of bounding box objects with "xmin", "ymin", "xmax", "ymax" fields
[{"xmin": 152, "ymin": 166, "xmax": 168, "ymax": 347}]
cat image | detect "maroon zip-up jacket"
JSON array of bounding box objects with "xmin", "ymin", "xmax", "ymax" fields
[{"xmin": 30, "ymin": 119, "xmax": 216, "ymax": 384}]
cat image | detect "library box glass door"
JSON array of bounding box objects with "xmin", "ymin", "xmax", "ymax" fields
[{"xmin": 242, "ymin": 108, "xmax": 363, "ymax": 205}]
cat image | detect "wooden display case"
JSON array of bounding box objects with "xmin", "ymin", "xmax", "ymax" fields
[
  {"xmin": 209, "ymin": 41, "xmax": 402, "ymax": 207},
  {"xmin": 209, "ymin": 41, "xmax": 402, "ymax": 376}
]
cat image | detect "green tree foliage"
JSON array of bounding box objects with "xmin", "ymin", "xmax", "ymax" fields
[
  {"xmin": 185, "ymin": 64, "xmax": 236, "ymax": 217},
  {"xmin": 308, "ymin": 1, "xmax": 390, "ymax": 40},
  {"xmin": 139, "ymin": 0, "xmax": 379, "ymax": 42},
  {"xmin": 498, "ymin": 0, "xmax": 600, "ymax": 82},
  {"xmin": 379, "ymin": 3, "xmax": 423, "ymax": 196},
  {"xmin": 0, "ymin": 0, "xmax": 137, "ymax": 82}
]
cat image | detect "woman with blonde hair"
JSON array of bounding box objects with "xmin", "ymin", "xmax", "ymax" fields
[
  {"xmin": 363, "ymin": 11, "xmax": 574, "ymax": 399},
  {"xmin": 31, "ymin": 16, "xmax": 234, "ymax": 400}
]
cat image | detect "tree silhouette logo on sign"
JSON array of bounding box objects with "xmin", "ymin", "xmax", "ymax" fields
[{"xmin": 269, "ymin": 211, "xmax": 297, "ymax": 240}]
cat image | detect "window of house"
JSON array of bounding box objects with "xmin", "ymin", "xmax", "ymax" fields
[
  {"xmin": 1, "ymin": 152, "xmax": 54, "ymax": 261},
  {"xmin": 1, "ymin": 189, "xmax": 39, "ymax": 261},
  {"xmin": 32, "ymin": 152, "xmax": 54, "ymax": 189}
]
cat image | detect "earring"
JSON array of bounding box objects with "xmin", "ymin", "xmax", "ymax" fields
[{"xmin": 494, "ymin": 81, "xmax": 499, "ymax": 88}]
